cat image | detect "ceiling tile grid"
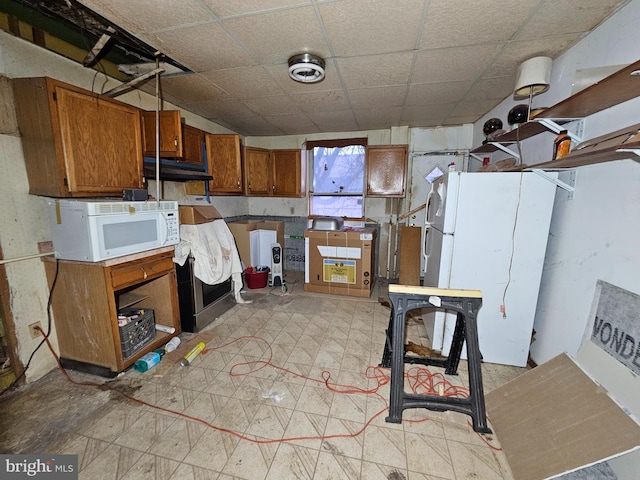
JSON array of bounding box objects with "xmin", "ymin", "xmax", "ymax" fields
[{"xmin": 67, "ymin": 0, "xmax": 632, "ymax": 135}]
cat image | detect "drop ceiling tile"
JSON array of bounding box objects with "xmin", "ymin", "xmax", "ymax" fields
[
  {"xmin": 413, "ymin": 46, "xmax": 499, "ymax": 84},
  {"xmin": 202, "ymin": 67, "xmax": 286, "ymax": 98},
  {"xmin": 353, "ymin": 107, "xmax": 402, "ymax": 125},
  {"xmin": 264, "ymin": 113, "xmax": 317, "ymax": 132},
  {"xmin": 223, "ymin": 116, "xmax": 285, "ymax": 135},
  {"xmin": 184, "ymin": 98, "xmax": 257, "ymax": 119},
  {"xmin": 348, "ymin": 86, "xmax": 407, "ymax": 109},
  {"xmin": 420, "ymin": 0, "xmax": 539, "ymax": 49},
  {"xmin": 158, "ymin": 74, "xmax": 229, "ymax": 102},
  {"xmin": 406, "ymin": 81, "xmax": 474, "ymax": 105},
  {"xmin": 79, "ymin": 0, "xmax": 215, "ymax": 34},
  {"xmin": 450, "ymin": 99, "xmax": 501, "ymax": 117},
  {"xmin": 443, "ymin": 116, "xmax": 480, "ymax": 126},
  {"xmin": 307, "ymin": 110, "xmax": 356, "ymax": 125},
  {"xmin": 148, "ymin": 23, "xmax": 255, "ymax": 72},
  {"xmin": 318, "ymin": 0, "xmax": 425, "ymax": 57},
  {"xmin": 337, "ymin": 52, "xmax": 414, "ymax": 89},
  {"xmin": 358, "ymin": 122, "xmax": 400, "ymax": 131},
  {"xmin": 517, "ymin": 0, "xmax": 627, "ymax": 40},
  {"xmin": 202, "ymin": 0, "xmax": 312, "ymax": 17},
  {"xmin": 406, "ymin": 118, "xmax": 445, "ymax": 128},
  {"xmin": 401, "ymin": 103, "xmax": 455, "ymax": 122},
  {"xmin": 490, "ymin": 34, "xmax": 583, "ymax": 77},
  {"xmin": 463, "ymin": 76, "xmax": 515, "ymax": 102},
  {"xmin": 222, "ymin": 6, "xmax": 329, "ymax": 65},
  {"xmin": 242, "ymin": 96, "xmax": 303, "ymax": 115},
  {"xmin": 319, "ymin": 124, "xmax": 361, "ymax": 133},
  {"xmin": 290, "ymin": 90, "xmax": 351, "ymax": 113}
]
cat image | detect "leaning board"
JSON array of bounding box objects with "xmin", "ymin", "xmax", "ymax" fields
[{"xmin": 485, "ymin": 353, "xmax": 640, "ymax": 480}]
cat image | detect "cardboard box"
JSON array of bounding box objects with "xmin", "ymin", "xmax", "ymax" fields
[
  {"xmin": 304, "ymin": 227, "xmax": 376, "ymax": 297},
  {"xmin": 179, "ymin": 205, "xmax": 223, "ymax": 224},
  {"xmin": 227, "ymin": 220, "xmax": 284, "ymax": 267}
]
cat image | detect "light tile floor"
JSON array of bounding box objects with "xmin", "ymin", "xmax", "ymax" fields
[{"xmin": 3, "ymin": 275, "xmax": 528, "ymax": 479}]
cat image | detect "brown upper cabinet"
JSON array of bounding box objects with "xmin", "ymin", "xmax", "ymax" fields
[
  {"xmin": 244, "ymin": 147, "xmax": 306, "ymax": 197},
  {"xmin": 12, "ymin": 77, "xmax": 144, "ymax": 197},
  {"xmin": 205, "ymin": 134, "xmax": 243, "ymax": 194},
  {"xmin": 366, "ymin": 145, "xmax": 408, "ymax": 197},
  {"xmin": 141, "ymin": 110, "xmax": 204, "ymax": 166}
]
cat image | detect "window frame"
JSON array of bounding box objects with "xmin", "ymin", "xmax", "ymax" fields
[{"xmin": 307, "ymin": 138, "xmax": 368, "ymax": 220}]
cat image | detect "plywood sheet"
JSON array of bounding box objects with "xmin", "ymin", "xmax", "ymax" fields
[
  {"xmin": 398, "ymin": 226, "xmax": 421, "ymax": 286},
  {"xmin": 485, "ymin": 353, "xmax": 640, "ymax": 480}
]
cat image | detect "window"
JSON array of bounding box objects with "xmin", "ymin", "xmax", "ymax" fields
[{"xmin": 308, "ymin": 139, "xmax": 367, "ymax": 219}]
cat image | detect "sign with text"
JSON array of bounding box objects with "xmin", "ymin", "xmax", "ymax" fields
[
  {"xmin": 590, "ymin": 281, "xmax": 640, "ymax": 375},
  {"xmin": 0, "ymin": 455, "xmax": 78, "ymax": 479}
]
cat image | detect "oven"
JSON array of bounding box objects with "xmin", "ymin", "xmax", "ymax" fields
[{"xmin": 176, "ymin": 255, "xmax": 235, "ymax": 332}]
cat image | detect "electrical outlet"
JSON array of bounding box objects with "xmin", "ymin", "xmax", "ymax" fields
[{"xmin": 28, "ymin": 322, "xmax": 43, "ymax": 339}]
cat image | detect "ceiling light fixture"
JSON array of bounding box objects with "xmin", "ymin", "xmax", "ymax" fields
[{"xmin": 288, "ymin": 53, "xmax": 325, "ymax": 83}]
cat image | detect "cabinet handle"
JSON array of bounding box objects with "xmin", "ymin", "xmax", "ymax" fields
[
  {"xmin": 272, "ymin": 185, "xmax": 275, "ymax": 192},
  {"xmin": 141, "ymin": 267, "xmax": 148, "ymax": 280},
  {"xmin": 237, "ymin": 178, "xmax": 240, "ymax": 187},
  {"xmin": 174, "ymin": 136, "xmax": 179, "ymax": 150}
]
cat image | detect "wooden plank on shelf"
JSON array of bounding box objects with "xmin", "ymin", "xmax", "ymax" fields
[
  {"xmin": 538, "ymin": 59, "xmax": 640, "ymax": 119},
  {"xmin": 117, "ymin": 292, "xmax": 149, "ymax": 310}
]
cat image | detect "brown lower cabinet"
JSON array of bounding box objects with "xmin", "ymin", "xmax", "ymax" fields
[{"xmin": 43, "ymin": 247, "xmax": 181, "ymax": 376}]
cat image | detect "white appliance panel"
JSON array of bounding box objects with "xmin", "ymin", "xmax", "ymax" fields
[
  {"xmin": 250, "ymin": 229, "xmax": 277, "ymax": 267},
  {"xmin": 423, "ymin": 172, "xmax": 557, "ymax": 366}
]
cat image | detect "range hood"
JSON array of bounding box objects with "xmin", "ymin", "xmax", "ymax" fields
[{"xmin": 143, "ymin": 164, "xmax": 212, "ymax": 182}]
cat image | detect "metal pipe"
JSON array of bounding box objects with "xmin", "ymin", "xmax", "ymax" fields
[{"xmin": 0, "ymin": 252, "xmax": 54, "ymax": 265}]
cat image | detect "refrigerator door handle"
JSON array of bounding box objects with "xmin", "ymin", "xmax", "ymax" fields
[
  {"xmin": 423, "ymin": 220, "xmax": 431, "ymax": 269},
  {"xmin": 423, "ymin": 188, "xmax": 434, "ymax": 270}
]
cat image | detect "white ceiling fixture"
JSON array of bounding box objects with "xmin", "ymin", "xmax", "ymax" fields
[{"xmin": 288, "ymin": 53, "xmax": 325, "ymax": 83}]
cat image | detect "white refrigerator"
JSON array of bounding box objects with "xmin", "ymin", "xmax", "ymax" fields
[{"xmin": 423, "ymin": 171, "xmax": 557, "ymax": 367}]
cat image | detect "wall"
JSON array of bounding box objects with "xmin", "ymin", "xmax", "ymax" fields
[{"xmin": 474, "ymin": 0, "xmax": 640, "ymax": 416}]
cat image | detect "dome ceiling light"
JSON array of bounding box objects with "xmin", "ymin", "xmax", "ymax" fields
[{"xmin": 288, "ymin": 53, "xmax": 325, "ymax": 83}]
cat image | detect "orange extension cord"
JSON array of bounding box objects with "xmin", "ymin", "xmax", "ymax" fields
[{"xmin": 36, "ymin": 326, "xmax": 500, "ymax": 449}]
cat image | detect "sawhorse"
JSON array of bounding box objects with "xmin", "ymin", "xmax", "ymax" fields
[{"xmin": 380, "ymin": 284, "xmax": 491, "ymax": 433}]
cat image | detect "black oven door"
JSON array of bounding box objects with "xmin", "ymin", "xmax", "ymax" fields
[{"xmin": 176, "ymin": 256, "xmax": 234, "ymax": 332}]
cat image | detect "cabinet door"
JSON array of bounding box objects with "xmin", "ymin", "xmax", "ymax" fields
[
  {"xmin": 181, "ymin": 124, "xmax": 204, "ymax": 166},
  {"xmin": 55, "ymin": 84, "xmax": 144, "ymax": 195},
  {"xmin": 272, "ymin": 149, "xmax": 305, "ymax": 197},
  {"xmin": 141, "ymin": 110, "xmax": 182, "ymax": 157},
  {"xmin": 366, "ymin": 145, "xmax": 408, "ymax": 197},
  {"xmin": 205, "ymin": 134, "xmax": 242, "ymax": 194},
  {"xmin": 244, "ymin": 147, "xmax": 272, "ymax": 195}
]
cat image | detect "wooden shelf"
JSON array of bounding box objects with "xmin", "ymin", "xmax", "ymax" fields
[
  {"xmin": 472, "ymin": 59, "xmax": 640, "ymax": 168},
  {"xmin": 472, "ymin": 121, "xmax": 568, "ymax": 154},
  {"xmin": 537, "ymin": 59, "xmax": 640, "ymax": 119},
  {"xmin": 117, "ymin": 292, "xmax": 149, "ymax": 310}
]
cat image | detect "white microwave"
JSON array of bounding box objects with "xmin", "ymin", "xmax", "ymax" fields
[{"xmin": 47, "ymin": 199, "xmax": 180, "ymax": 262}]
